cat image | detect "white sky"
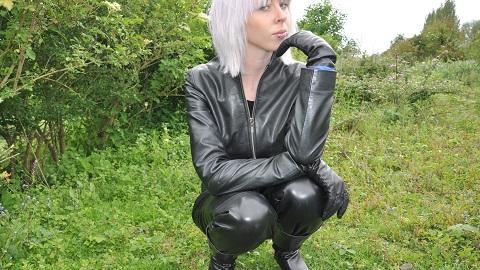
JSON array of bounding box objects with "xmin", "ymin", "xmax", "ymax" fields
[{"xmin": 291, "ymin": 0, "xmax": 480, "ymax": 54}]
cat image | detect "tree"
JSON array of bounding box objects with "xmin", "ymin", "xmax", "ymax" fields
[
  {"xmin": 419, "ymin": 0, "xmax": 463, "ymax": 60},
  {"xmin": 424, "ymin": 0, "xmax": 460, "ymax": 30},
  {"xmin": 386, "ymin": 0, "xmax": 474, "ymax": 61},
  {"xmin": 391, "ymin": 34, "xmax": 406, "ymax": 47},
  {"xmin": 297, "ymin": 0, "xmax": 352, "ymax": 54}
]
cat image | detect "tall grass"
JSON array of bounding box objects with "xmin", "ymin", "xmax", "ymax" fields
[{"xmin": 1, "ymin": 59, "xmax": 479, "ymax": 269}]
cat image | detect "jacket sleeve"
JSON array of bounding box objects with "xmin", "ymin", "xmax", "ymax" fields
[
  {"xmin": 284, "ymin": 67, "xmax": 336, "ymax": 165},
  {"xmin": 185, "ymin": 72, "xmax": 304, "ymax": 196}
]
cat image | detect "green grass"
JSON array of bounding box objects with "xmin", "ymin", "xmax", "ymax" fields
[{"xmin": 1, "ymin": 60, "xmax": 479, "ymax": 269}]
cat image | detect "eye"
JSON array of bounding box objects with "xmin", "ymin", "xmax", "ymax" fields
[
  {"xmin": 280, "ymin": 2, "xmax": 289, "ymax": 9},
  {"xmin": 259, "ymin": 5, "xmax": 270, "ymax": 11}
]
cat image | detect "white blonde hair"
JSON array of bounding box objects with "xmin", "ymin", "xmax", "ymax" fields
[{"xmin": 208, "ymin": 0, "xmax": 297, "ymax": 77}]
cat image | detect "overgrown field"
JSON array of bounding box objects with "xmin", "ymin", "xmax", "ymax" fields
[{"xmin": 1, "ymin": 59, "xmax": 479, "ymax": 269}]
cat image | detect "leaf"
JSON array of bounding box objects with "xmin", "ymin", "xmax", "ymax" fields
[
  {"xmin": 79, "ymin": 158, "xmax": 92, "ymax": 172},
  {"xmin": 2, "ymin": 262, "xmax": 13, "ymax": 268},
  {"xmin": 91, "ymin": 234, "xmax": 107, "ymax": 243},
  {"xmin": 25, "ymin": 47, "xmax": 36, "ymax": 60},
  {"xmin": 1, "ymin": 187, "xmax": 14, "ymax": 208},
  {"xmin": 120, "ymin": 112, "xmax": 128, "ymax": 123},
  {"xmin": 447, "ymin": 224, "xmax": 478, "ymax": 238},
  {"xmin": 0, "ymin": 0, "xmax": 14, "ymax": 11},
  {"xmin": 447, "ymin": 224, "xmax": 478, "ymax": 233},
  {"xmin": 149, "ymin": 235, "xmax": 163, "ymax": 243},
  {"xmin": 68, "ymin": 188, "xmax": 75, "ymax": 200}
]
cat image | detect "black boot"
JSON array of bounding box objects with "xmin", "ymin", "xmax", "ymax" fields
[
  {"xmin": 272, "ymin": 229, "xmax": 310, "ymax": 270},
  {"xmin": 208, "ymin": 238, "xmax": 238, "ymax": 270},
  {"xmin": 274, "ymin": 249, "xmax": 308, "ymax": 270}
]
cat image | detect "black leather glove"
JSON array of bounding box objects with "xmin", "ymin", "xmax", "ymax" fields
[
  {"xmin": 300, "ymin": 159, "xmax": 349, "ymax": 220},
  {"xmin": 276, "ymin": 30, "xmax": 337, "ymax": 68}
]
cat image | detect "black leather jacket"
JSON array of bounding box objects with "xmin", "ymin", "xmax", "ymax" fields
[{"xmin": 185, "ymin": 56, "xmax": 336, "ymax": 196}]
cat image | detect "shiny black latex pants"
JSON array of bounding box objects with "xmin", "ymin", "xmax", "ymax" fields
[{"xmin": 192, "ymin": 176, "xmax": 327, "ymax": 257}]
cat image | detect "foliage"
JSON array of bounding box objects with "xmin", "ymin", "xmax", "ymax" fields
[
  {"xmin": 0, "ymin": 0, "xmax": 211, "ymax": 183},
  {"xmin": 297, "ymin": 0, "xmax": 345, "ymax": 41},
  {"xmin": 1, "ymin": 128, "xmax": 202, "ymax": 269},
  {"xmin": 461, "ymin": 20, "xmax": 480, "ymax": 62},
  {"xmin": 462, "ymin": 20, "xmax": 480, "ymax": 42},
  {"xmin": 424, "ymin": 0, "xmax": 460, "ymax": 29},
  {"xmin": 418, "ymin": 0, "xmax": 462, "ymax": 60},
  {"xmin": 387, "ymin": 0, "xmax": 479, "ymax": 62},
  {"xmin": 1, "ymin": 58, "xmax": 479, "ymax": 269},
  {"xmin": 335, "ymin": 52, "xmax": 480, "ymax": 109},
  {"xmin": 297, "ymin": 0, "xmax": 358, "ymax": 55}
]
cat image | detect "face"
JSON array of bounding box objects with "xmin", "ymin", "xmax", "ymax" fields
[{"xmin": 246, "ymin": 0, "xmax": 291, "ymax": 54}]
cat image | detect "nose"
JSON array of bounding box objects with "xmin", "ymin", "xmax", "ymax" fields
[{"xmin": 275, "ymin": 5, "xmax": 288, "ymax": 23}]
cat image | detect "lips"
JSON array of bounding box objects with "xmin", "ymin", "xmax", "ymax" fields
[{"xmin": 274, "ymin": 30, "xmax": 287, "ymax": 39}]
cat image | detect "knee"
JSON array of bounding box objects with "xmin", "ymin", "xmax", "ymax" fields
[
  {"xmin": 208, "ymin": 192, "xmax": 276, "ymax": 254},
  {"xmin": 212, "ymin": 192, "xmax": 276, "ymax": 234},
  {"xmin": 271, "ymin": 177, "xmax": 326, "ymax": 235},
  {"xmin": 282, "ymin": 176, "xmax": 327, "ymax": 210}
]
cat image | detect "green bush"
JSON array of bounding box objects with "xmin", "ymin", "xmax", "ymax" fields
[{"xmin": 0, "ymin": 0, "xmax": 211, "ymax": 183}]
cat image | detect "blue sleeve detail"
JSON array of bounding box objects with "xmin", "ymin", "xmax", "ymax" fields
[{"xmin": 311, "ymin": 66, "xmax": 335, "ymax": 71}]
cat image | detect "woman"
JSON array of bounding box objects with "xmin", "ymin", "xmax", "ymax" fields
[{"xmin": 184, "ymin": 0, "xmax": 349, "ymax": 269}]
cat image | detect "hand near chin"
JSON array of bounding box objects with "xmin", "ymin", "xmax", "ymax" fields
[{"xmin": 276, "ymin": 30, "xmax": 337, "ymax": 68}]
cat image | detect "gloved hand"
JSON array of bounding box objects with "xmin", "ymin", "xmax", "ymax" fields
[
  {"xmin": 276, "ymin": 30, "xmax": 337, "ymax": 68},
  {"xmin": 300, "ymin": 159, "xmax": 349, "ymax": 220}
]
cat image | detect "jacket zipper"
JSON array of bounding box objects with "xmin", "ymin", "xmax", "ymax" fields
[
  {"xmin": 249, "ymin": 117, "xmax": 256, "ymax": 159},
  {"xmin": 239, "ymin": 76, "xmax": 257, "ymax": 159},
  {"xmin": 239, "ymin": 60, "xmax": 272, "ymax": 159}
]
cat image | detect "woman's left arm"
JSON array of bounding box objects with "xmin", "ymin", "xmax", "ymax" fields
[
  {"xmin": 278, "ymin": 31, "xmax": 349, "ymax": 220},
  {"xmin": 277, "ymin": 31, "xmax": 337, "ymax": 165},
  {"xmin": 284, "ymin": 67, "xmax": 336, "ymax": 164}
]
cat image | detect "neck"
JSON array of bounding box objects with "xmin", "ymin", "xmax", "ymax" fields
[
  {"xmin": 242, "ymin": 47, "xmax": 273, "ymax": 76},
  {"xmin": 241, "ymin": 48, "xmax": 273, "ymax": 101}
]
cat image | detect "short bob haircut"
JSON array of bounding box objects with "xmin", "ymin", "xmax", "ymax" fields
[{"xmin": 208, "ymin": 0, "xmax": 297, "ymax": 77}]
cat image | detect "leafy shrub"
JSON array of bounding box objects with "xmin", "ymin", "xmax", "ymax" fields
[{"xmin": 0, "ymin": 0, "xmax": 211, "ymax": 183}]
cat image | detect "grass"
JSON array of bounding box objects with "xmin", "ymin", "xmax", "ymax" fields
[{"xmin": 1, "ymin": 60, "xmax": 479, "ymax": 269}]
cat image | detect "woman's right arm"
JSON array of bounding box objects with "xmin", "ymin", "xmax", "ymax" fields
[{"xmin": 185, "ymin": 71, "xmax": 304, "ymax": 196}]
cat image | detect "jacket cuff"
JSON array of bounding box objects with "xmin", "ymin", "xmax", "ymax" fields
[{"xmin": 311, "ymin": 66, "xmax": 335, "ymax": 71}]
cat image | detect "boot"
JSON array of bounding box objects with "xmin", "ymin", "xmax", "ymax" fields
[
  {"xmin": 274, "ymin": 249, "xmax": 308, "ymax": 270},
  {"xmin": 272, "ymin": 229, "xmax": 310, "ymax": 270},
  {"xmin": 208, "ymin": 237, "xmax": 238, "ymax": 270}
]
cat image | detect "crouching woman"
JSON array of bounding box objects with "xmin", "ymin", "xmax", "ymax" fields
[{"xmin": 184, "ymin": 0, "xmax": 349, "ymax": 269}]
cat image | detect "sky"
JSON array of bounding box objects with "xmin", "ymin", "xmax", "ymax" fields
[{"xmin": 291, "ymin": 0, "xmax": 480, "ymax": 54}]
